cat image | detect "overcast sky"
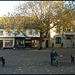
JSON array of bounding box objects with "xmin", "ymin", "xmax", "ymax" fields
[{"xmin": 0, "ymin": 1, "xmax": 24, "ymax": 17}]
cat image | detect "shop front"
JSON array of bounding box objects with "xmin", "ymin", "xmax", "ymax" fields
[
  {"xmin": 25, "ymin": 37, "xmax": 40, "ymax": 48},
  {"xmin": 0, "ymin": 40, "xmax": 3, "ymax": 49},
  {"xmin": 15, "ymin": 37, "xmax": 25, "ymax": 48},
  {"xmin": 5, "ymin": 40, "xmax": 13, "ymax": 48},
  {"xmin": 15, "ymin": 37, "xmax": 40, "ymax": 49},
  {"xmin": 3, "ymin": 37, "xmax": 15, "ymax": 49},
  {"xmin": 31, "ymin": 37, "xmax": 40, "ymax": 48}
]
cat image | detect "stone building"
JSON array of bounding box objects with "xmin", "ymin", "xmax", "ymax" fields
[{"xmin": 50, "ymin": 25, "xmax": 75, "ymax": 48}]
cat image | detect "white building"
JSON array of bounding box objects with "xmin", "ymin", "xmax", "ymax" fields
[{"xmin": 0, "ymin": 28, "xmax": 40, "ymax": 49}]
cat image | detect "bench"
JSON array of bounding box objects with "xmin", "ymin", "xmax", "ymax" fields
[
  {"xmin": 0, "ymin": 57, "xmax": 5, "ymax": 67},
  {"xmin": 58, "ymin": 54, "xmax": 74, "ymax": 63},
  {"xmin": 51, "ymin": 54, "xmax": 74, "ymax": 65}
]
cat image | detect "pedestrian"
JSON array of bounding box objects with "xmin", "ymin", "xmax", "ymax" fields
[{"xmin": 50, "ymin": 49, "xmax": 58, "ymax": 65}]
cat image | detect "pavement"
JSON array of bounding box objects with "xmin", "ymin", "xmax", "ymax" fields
[{"xmin": 0, "ymin": 48, "xmax": 75, "ymax": 74}]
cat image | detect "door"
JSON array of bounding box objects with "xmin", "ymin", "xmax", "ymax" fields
[
  {"xmin": 25, "ymin": 40, "xmax": 31, "ymax": 48},
  {"xmin": 46, "ymin": 40, "xmax": 48, "ymax": 48},
  {"xmin": 0, "ymin": 40, "xmax": 3, "ymax": 49},
  {"xmin": 66, "ymin": 37, "xmax": 71, "ymax": 47}
]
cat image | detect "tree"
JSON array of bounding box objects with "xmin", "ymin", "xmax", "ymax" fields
[
  {"xmin": 13, "ymin": 1, "xmax": 62, "ymax": 48},
  {"xmin": 0, "ymin": 1, "xmax": 75, "ymax": 48},
  {"xmin": 54, "ymin": 1, "xmax": 75, "ymax": 33}
]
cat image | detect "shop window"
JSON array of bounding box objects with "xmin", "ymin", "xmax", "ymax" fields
[
  {"xmin": 56, "ymin": 37, "xmax": 61, "ymax": 44},
  {"xmin": 5, "ymin": 40, "xmax": 13, "ymax": 47},
  {"xmin": 32, "ymin": 40, "xmax": 35, "ymax": 47},
  {"xmin": 32, "ymin": 40, "xmax": 39, "ymax": 47},
  {"xmin": 0, "ymin": 31, "xmax": 3, "ymax": 35},
  {"xmin": 16, "ymin": 39, "xmax": 25, "ymax": 47},
  {"xmin": 35, "ymin": 40, "xmax": 39, "ymax": 47}
]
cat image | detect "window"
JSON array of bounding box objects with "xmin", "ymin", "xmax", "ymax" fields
[
  {"xmin": 0, "ymin": 31, "xmax": 3, "ymax": 35},
  {"xmin": 16, "ymin": 39, "xmax": 25, "ymax": 47},
  {"xmin": 56, "ymin": 37, "xmax": 61, "ymax": 44},
  {"xmin": 67, "ymin": 29, "xmax": 71, "ymax": 32},
  {"xmin": 73, "ymin": 27, "xmax": 75, "ymax": 32},
  {"xmin": 32, "ymin": 40, "xmax": 39, "ymax": 47},
  {"xmin": 29, "ymin": 30, "xmax": 32, "ymax": 35},
  {"xmin": 66, "ymin": 28, "xmax": 71, "ymax": 32},
  {"xmin": 35, "ymin": 30, "xmax": 38, "ymax": 35},
  {"xmin": 32, "ymin": 40, "xmax": 35, "ymax": 47},
  {"xmin": 5, "ymin": 40, "xmax": 13, "ymax": 47}
]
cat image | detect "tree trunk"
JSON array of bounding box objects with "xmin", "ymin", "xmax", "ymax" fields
[{"xmin": 39, "ymin": 31, "xmax": 43, "ymax": 50}]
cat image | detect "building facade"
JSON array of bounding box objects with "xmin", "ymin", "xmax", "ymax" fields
[
  {"xmin": 0, "ymin": 26, "xmax": 75, "ymax": 49},
  {"xmin": 0, "ymin": 29, "xmax": 40, "ymax": 49},
  {"xmin": 0, "ymin": 29, "xmax": 15, "ymax": 49},
  {"xmin": 50, "ymin": 26, "xmax": 75, "ymax": 48}
]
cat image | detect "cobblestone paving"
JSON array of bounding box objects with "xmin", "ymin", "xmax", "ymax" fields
[{"xmin": 0, "ymin": 48, "xmax": 75, "ymax": 74}]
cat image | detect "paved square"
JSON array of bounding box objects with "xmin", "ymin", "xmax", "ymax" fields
[{"xmin": 0, "ymin": 48, "xmax": 75, "ymax": 74}]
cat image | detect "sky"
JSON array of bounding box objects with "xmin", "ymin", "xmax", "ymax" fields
[
  {"xmin": 0, "ymin": 1, "xmax": 74, "ymax": 17},
  {"xmin": 0, "ymin": 1, "xmax": 24, "ymax": 17}
]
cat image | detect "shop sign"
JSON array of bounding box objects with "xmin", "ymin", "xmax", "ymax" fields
[{"xmin": 26, "ymin": 41, "xmax": 31, "ymax": 43}]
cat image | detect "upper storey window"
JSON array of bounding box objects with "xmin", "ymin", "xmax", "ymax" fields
[
  {"xmin": 0, "ymin": 31, "xmax": 3, "ymax": 36},
  {"xmin": 67, "ymin": 28, "xmax": 71, "ymax": 32}
]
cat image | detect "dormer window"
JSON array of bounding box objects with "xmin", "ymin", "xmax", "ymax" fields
[{"xmin": 67, "ymin": 28, "xmax": 71, "ymax": 32}]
